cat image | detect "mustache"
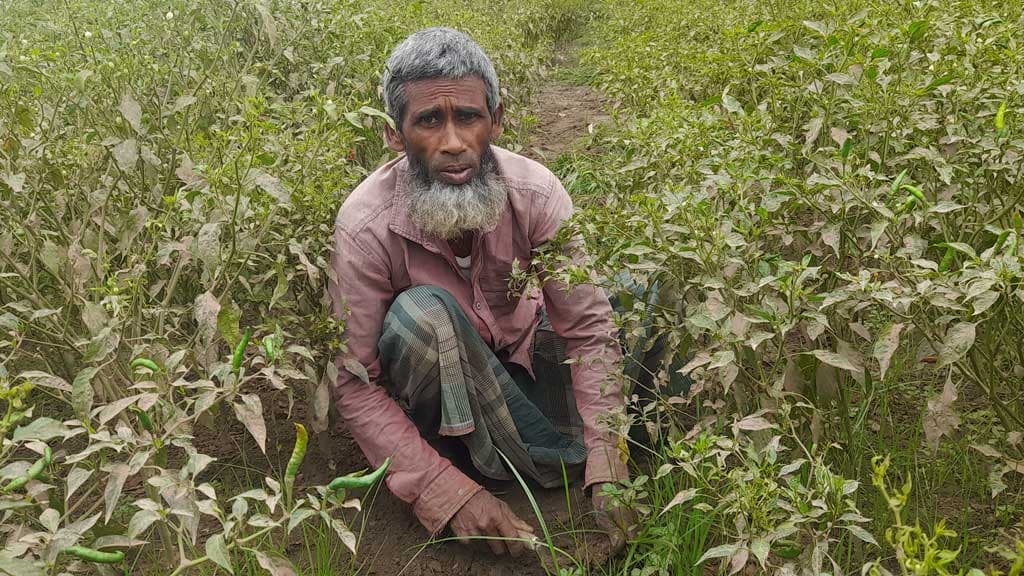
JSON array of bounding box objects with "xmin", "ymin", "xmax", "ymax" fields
[{"xmin": 408, "ymin": 146, "xmax": 495, "ymax": 186}]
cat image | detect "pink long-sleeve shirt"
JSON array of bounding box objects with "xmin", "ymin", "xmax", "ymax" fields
[{"xmin": 327, "ymin": 145, "xmax": 628, "ymax": 535}]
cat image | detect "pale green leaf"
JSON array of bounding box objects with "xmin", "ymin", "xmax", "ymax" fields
[
  {"xmin": 873, "ymin": 323, "xmax": 904, "ymax": 381},
  {"xmin": 233, "ymin": 394, "xmax": 267, "ymax": 454},
  {"xmin": 72, "ymin": 367, "xmax": 98, "ymax": 424},
  {"xmin": 205, "ymin": 533, "xmax": 234, "ymax": 574}
]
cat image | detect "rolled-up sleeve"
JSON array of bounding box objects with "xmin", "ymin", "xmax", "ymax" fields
[
  {"xmin": 529, "ymin": 175, "xmax": 629, "ymax": 490},
  {"xmin": 329, "ymin": 224, "xmax": 482, "ymax": 534}
]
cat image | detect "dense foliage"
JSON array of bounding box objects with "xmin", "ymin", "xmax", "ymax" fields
[
  {"xmin": 2, "ymin": 0, "xmax": 1024, "ymax": 574},
  {"xmin": 0, "ymin": 0, "xmax": 582, "ymax": 573},
  {"xmin": 541, "ymin": 0, "xmax": 1024, "ymax": 573}
]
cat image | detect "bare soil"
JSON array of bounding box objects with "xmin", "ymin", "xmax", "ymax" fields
[{"xmin": 522, "ymin": 49, "xmax": 610, "ymax": 163}]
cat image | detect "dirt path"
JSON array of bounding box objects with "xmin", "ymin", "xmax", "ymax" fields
[
  {"xmin": 523, "ymin": 49, "xmax": 610, "ymax": 163},
  {"xmin": 296, "ymin": 48, "xmax": 613, "ymax": 576}
]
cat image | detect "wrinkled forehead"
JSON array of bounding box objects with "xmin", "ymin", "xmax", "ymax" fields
[{"xmin": 401, "ymin": 77, "xmax": 489, "ymax": 114}]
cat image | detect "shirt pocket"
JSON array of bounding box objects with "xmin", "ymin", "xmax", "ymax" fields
[{"xmin": 480, "ymin": 269, "xmax": 541, "ymax": 347}]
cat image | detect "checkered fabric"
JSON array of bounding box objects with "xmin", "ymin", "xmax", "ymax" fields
[{"xmin": 378, "ymin": 285, "xmax": 586, "ymax": 488}]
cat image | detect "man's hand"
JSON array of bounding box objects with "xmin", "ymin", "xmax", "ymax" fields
[
  {"xmin": 591, "ymin": 484, "xmax": 635, "ymax": 560},
  {"xmin": 449, "ymin": 490, "xmax": 535, "ymax": 556}
]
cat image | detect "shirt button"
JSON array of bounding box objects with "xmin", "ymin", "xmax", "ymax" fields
[{"xmin": 474, "ymin": 302, "xmax": 482, "ymax": 310}]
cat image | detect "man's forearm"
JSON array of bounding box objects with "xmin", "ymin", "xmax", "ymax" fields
[{"xmin": 333, "ymin": 358, "xmax": 482, "ymax": 534}]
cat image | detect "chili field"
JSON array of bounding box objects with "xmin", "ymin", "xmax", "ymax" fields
[{"xmin": 1, "ymin": 0, "xmax": 1023, "ymax": 574}]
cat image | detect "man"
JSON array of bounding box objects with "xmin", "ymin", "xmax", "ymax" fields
[{"xmin": 328, "ymin": 27, "xmax": 631, "ymax": 559}]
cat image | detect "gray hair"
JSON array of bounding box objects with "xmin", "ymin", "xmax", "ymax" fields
[{"xmin": 382, "ymin": 27, "xmax": 501, "ymax": 130}]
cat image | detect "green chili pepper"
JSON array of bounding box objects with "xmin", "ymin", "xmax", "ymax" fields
[
  {"xmin": 284, "ymin": 423, "xmax": 308, "ymax": 505},
  {"xmin": 3, "ymin": 445, "xmax": 52, "ymax": 493},
  {"xmin": 263, "ymin": 337, "xmax": 276, "ymax": 363},
  {"xmin": 938, "ymin": 246, "xmax": 955, "ymax": 272},
  {"xmin": 891, "ymin": 168, "xmax": 909, "ymax": 195},
  {"xmin": 62, "ymin": 546, "xmax": 125, "ymax": 564},
  {"xmin": 900, "ymin": 195, "xmax": 917, "ymax": 213},
  {"xmin": 900, "ymin": 184, "xmax": 927, "ymax": 204},
  {"xmin": 232, "ymin": 328, "xmax": 252, "ymax": 373},
  {"xmin": 328, "ymin": 457, "xmax": 391, "ymax": 492},
  {"xmin": 992, "ymin": 230, "xmax": 1011, "ymax": 256},
  {"xmin": 995, "ymin": 101, "xmax": 1007, "ymax": 132},
  {"xmin": 130, "ymin": 358, "xmax": 160, "ymax": 373}
]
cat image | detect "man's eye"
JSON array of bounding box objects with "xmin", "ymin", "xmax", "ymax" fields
[
  {"xmin": 457, "ymin": 112, "xmax": 479, "ymax": 122},
  {"xmin": 419, "ymin": 115, "xmax": 439, "ymax": 126}
]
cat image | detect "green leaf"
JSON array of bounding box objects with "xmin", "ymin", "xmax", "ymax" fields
[
  {"xmin": 217, "ymin": 299, "xmax": 242, "ymax": 348},
  {"xmin": 919, "ymin": 74, "xmax": 955, "ymax": 94},
  {"xmin": 907, "ymin": 20, "xmax": 928, "ymax": 42},
  {"xmin": 0, "ymin": 553, "xmax": 46, "ymax": 576},
  {"xmin": 872, "ymin": 323, "xmax": 904, "ymax": 381},
  {"xmin": 721, "ymin": 91, "xmax": 744, "ymax": 115},
  {"xmin": 659, "ymin": 488, "xmax": 698, "ymax": 515},
  {"xmin": 112, "ymin": 138, "xmax": 139, "ymax": 172},
  {"xmin": 697, "ymin": 543, "xmax": 740, "ymax": 565},
  {"xmin": 843, "ymin": 524, "xmax": 879, "ymax": 546},
  {"xmin": 72, "ymin": 367, "xmax": 99, "ymax": 424},
  {"xmin": 343, "ymin": 357, "xmax": 370, "ymax": 384},
  {"xmin": 357, "ymin": 105, "xmax": 396, "ymax": 131},
  {"xmin": 205, "ymin": 533, "xmax": 234, "ymax": 574},
  {"xmin": 119, "ymin": 92, "xmax": 143, "ymax": 134},
  {"xmin": 808, "ymin": 349, "xmax": 862, "ymax": 374},
  {"xmin": 253, "ymin": 551, "xmax": 297, "ymax": 576},
  {"xmin": 751, "ymin": 537, "xmax": 770, "ymax": 566},
  {"xmin": 18, "ymin": 370, "xmax": 71, "ymax": 391},
  {"xmin": 938, "ymin": 322, "xmax": 976, "ymax": 367},
  {"xmin": 288, "ymin": 508, "xmax": 317, "ymax": 534},
  {"xmin": 938, "ymin": 242, "xmax": 977, "ymax": 260},
  {"xmin": 802, "ymin": 20, "xmax": 829, "ymax": 36},
  {"xmin": 12, "ymin": 417, "xmax": 68, "ymax": 442},
  {"xmin": 232, "ymin": 394, "xmax": 267, "ymax": 454},
  {"xmin": 0, "ymin": 172, "xmax": 25, "ymax": 193}
]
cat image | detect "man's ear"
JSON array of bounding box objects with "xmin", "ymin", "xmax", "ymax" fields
[
  {"xmin": 489, "ymin": 102, "xmax": 505, "ymax": 141},
  {"xmin": 384, "ymin": 123, "xmax": 406, "ymax": 152}
]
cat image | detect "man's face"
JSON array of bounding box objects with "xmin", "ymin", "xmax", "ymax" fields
[
  {"xmin": 384, "ymin": 75, "xmax": 509, "ymax": 240},
  {"xmin": 386, "ymin": 77, "xmax": 503, "ymax": 183}
]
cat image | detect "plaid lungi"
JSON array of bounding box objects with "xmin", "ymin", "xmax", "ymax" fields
[{"xmin": 378, "ymin": 285, "xmax": 584, "ymax": 488}]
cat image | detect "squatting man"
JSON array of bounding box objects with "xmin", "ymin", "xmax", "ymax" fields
[{"xmin": 328, "ymin": 27, "xmax": 634, "ymax": 561}]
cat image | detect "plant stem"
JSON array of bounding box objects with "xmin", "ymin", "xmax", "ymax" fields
[{"xmin": 168, "ymin": 525, "xmax": 278, "ymax": 576}]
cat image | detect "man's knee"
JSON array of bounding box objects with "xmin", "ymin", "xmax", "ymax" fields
[
  {"xmin": 385, "ymin": 285, "xmax": 462, "ymax": 328},
  {"xmin": 379, "ymin": 285, "xmax": 460, "ymax": 435}
]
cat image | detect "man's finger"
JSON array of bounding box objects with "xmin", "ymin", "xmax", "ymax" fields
[
  {"xmin": 510, "ymin": 516, "xmax": 535, "ymax": 535},
  {"xmin": 496, "ymin": 517, "xmax": 525, "ymax": 558},
  {"xmin": 486, "ymin": 535, "xmax": 506, "ymax": 556}
]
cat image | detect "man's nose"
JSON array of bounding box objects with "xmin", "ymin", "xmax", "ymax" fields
[{"xmin": 439, "ymin": 121, "xmax": 467, "ymax": 156}]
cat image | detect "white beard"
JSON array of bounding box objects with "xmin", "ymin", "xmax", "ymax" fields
[{"xmin": 406, "ymin": 148, "xmax": 507, "ymax": 240}]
